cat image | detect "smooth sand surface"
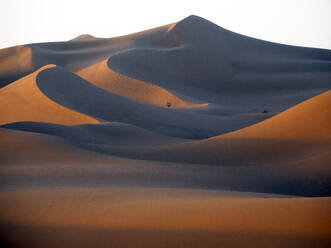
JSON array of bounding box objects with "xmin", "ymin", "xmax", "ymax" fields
[
  {"xmin": 0, "ymin": 65, "xmax": 98, "ymax": 126},
  {"xmin": 1, "ymin": 128, "xmax": 329, "ymax": 196},
  {"xmin": 1, "ymin": 188, "xmax": 330, "ymax": 248},
  {"xmin": 0, "ymin": 15, "xmax": 330, "ymax": 247}
]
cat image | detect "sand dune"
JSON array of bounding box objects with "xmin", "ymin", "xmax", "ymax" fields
[
  {"xmin": 0, "ymin": 65, "xmax": 98, "ymax": 126},
  {"xmin": 109, "ymin": 16, "xmax": 331, "ymax": 94},
  {"xmin": 77, "ymin": 58, "xmax": 197, "ymax": 107},
  {"xmin": 65, "ymin": 90, "xmax": 331, "ymax": 166},
  {"xmin": 0, "ymin": 15, "xmax": 330, "ymax": 248},
  {"xmin": 0, "ymin": 22, "xmax": 176, "ymax": 87},
  {"xmin": 1, "ymin": 127, "xmax": 329, "ymax": 196},
  {"xmin": 0, "ymin": 129, "xmax": 330, "ymax": 246},
  {"xmin": 33, "ymin": 65, "xmax": 264, "ymax": 138}
]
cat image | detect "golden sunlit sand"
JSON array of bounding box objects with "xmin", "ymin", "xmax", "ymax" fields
[
  {"xmin": 0, "ymin": 15, "xmax": 330, "ymax": 248},
  {"xmin": 0, "ymin": 65, "xmax": 98, "ymax": 126}
]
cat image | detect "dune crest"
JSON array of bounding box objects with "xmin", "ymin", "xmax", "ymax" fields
[{"xmin": 0, "ymin": 65, "xmax": 98, "ymax": 126}]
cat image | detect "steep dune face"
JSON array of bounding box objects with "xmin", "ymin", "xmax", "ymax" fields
[
  {"xmin": 0, "ymin": 65, "xmax": 98, "ymax": 126},
  {"xmin": 77, "ymin": 58, "xmax": 194, "ymax": 107}
]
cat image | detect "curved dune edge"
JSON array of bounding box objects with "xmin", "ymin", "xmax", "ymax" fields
[
  {"xmin": 36, "ymin": 65, "xmax": 245, "ymax": 139},
  {"xmin": 94, "ymin": 91, "xmax": 331, "ymax": 165},
  {"xmin": 0, "ymin": 65, "xmax": 99, "ymax": 126},
  {"xmin": 77, "ymin": 58, "xmax": 204, "ymax": 108}
]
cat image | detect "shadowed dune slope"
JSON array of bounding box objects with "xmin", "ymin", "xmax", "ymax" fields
[
  {"xmin": 0, "ymin": 65, "xmax": 98, "ymax": 126},
  {"xmin": 106, "ymin": 16, "xmax": 331, "ymax": 117},
  {"xmin": 77, "ymin": 58, "xmax": 198, "ymax": 107},
  {"xmin": 109, "ymin": 15, "xmax": 331, "ymax": 94},
  {"xmin": 2, "ymin": 121, "xmax": 188, "ymax": 146},
  {"xmin": 1, "ymin": 127, "xmax": 330, "ymax": 196},
  {"xmin": 34, "ymin": 66, "xmax": 265, "ymax": 139},
  {"xmin": 88, "ymin": 91, "xmax": 331, "ymax": 165}
]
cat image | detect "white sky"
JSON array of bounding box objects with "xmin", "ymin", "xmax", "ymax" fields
[{"xmin": 0, "ymin": 0, "xmax": 330, "ymax": 50}]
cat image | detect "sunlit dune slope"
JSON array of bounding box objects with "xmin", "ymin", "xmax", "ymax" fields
[
  {"xmin": 0, "ymin": 65, "xmax": 98, "ymax": 125},
  {"xmin": 77, "ymin": 58, "xmax": 196, "ymax": 107},
  {"xmin": 221, "ymin": 90, "xmax": 331, "ymax": 142}
]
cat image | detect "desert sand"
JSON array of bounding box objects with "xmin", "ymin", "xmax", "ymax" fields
[{"xmin": 0, "ymin": 15, "xmax": 330, "ymax": 247}]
